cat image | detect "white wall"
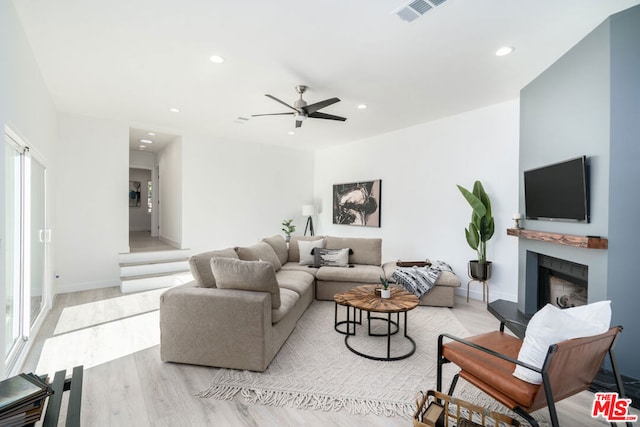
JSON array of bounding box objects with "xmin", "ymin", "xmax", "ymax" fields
[
  {"xmin": 129, "ymin": 150, "xmax": 155, "ymax": 170},
  {"xmin": 128, "ymin": 168, "xmax": 151, "ymax": 231},
  {"xmin": 54, "ymin": 113, "xmax": 129, "ymax": 293},
  {"xmin": 0, "ymin": 1, "xmax": 59, "ymax": 377},
  {"xmin": 314, "ymin": 100, "xmax": 520, "ymax": 302},
  {"xmin": 182, "ymin": 133, "xmax": 315, "ymax": 252},
  {"xmin": 157, "ymin": 138, "xmax": 182, "ymax": 248}
]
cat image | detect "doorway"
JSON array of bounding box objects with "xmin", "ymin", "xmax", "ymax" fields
[{"xmin": 128, "ymin": 167, "xmax": 170, "ymax": 252}]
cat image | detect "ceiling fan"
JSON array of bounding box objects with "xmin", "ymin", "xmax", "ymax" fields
[{"xmin": 252, "ymin": 85, "xmax": 347, "ymax": 128}]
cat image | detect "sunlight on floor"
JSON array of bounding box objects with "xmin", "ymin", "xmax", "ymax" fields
[
  {"xmin": 54, "ymin": 288, "xmax": 165, "ymax": 335},
  {"xmin": 37, "ymin": 290, "xmax": 164, "ymax": 377}
]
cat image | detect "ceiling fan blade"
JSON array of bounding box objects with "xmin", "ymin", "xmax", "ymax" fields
[
  {"xmin": 265, "ymin": 94, "xmax": 298, "ymax": 112},
  {"xmin": 251, "ymin": 112, "xmax": 294, "ymax": 117},
  {"xmin": 308, "ymin": 111, "xmax": 347, "ymax": 122},
  {"xmin": 295, "ymin": 120, "xmax": 303, "ymax": 128},
  {"xmin": 303, "ymin": 97, "xmax": 340, "ymax": 114}
]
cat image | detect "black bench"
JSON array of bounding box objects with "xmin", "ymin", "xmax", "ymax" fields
[{"xmin": 40, "ymin": 365, "xmax": 83, "ymax": 427}]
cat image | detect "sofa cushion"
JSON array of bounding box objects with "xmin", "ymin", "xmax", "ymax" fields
[
  {"xmin": 211, "ymin": 258, "xmax": 281, "ymax": 309},
  {"xmin": 383, "ymin": 262, "xmax": 460, "ymax": 288},
  {"xmin": 280, "ymin": 262, "xmax": 319, "ymax": 277},
  {"xmin": 236, "ymin": 241, "xmax": 282, "ymax": 271},
  {"xmin": 288, "ymin": 236, "xmax": 324, "ymax": 263},
  {"xmin": 316, "ymin": 264, "xmax": 384, "ymax": 283},
  {"xmin": 276, "ymin": 270, "xmax": 315, "ymax": 297},
  {"xmin": 435, "ymin": 271, "xmax": 461, "ymax": 287},
  {"xmin": 262, "ymin": 235, "xmax": 289, "ymax": 266},
  {"xmin": 325, "ymin": 236, "xmax": 381, "ymax": 266},
  {"xmin": 189, "ymin": 248, "xmax": 239, "ymax": 288},
  {"xmin": 297, "ymin": 238, "xmax": 325, "ymax": 265},
  {"xmin": 272, "ymin": 288, "xmax": 300, "ymax": 324},
  {"xmin": 313, "ymin": 248, "xmax": 350, "ymax": 267}
]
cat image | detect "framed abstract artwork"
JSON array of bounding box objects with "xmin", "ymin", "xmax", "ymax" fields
[
  {"xmin": 332, "ymin": 180, "xmax": 381, "ymax": 227},
  {"xmin": 129, "ymin": 181, "xmax": 141, "ymax": 207}
]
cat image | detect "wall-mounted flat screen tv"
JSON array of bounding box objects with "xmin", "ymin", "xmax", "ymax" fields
[{"xmin": 524, "ymin": 156, "xmax": 590, "ymax": 222}]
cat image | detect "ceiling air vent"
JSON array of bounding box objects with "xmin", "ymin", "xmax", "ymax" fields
[{"xmin": 393, "ymin": 0, "xmax": 448, "ymax": 23}]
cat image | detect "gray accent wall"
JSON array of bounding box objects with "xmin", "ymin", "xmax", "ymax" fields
[
  {"xmin": 518, "ymin": 5, "xmax": 640, "ymax": 379},
  {"xmin": 607, "ymin": 5, "xmax": 640, "ymax": 381}
]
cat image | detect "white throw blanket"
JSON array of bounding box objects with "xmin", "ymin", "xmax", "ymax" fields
[{"xmin": 392, "ymin": 261, "xmax": 453, "ymax": 299}]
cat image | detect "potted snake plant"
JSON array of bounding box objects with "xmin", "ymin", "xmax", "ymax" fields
[{"xmin": 457, "ymin": 180, "xmax": 495, "ymax": 281}]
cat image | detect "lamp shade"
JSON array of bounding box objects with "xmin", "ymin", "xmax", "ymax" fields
[{"xmin": 302, "ymin": 204, "xmax": 315, "ymax": 216}]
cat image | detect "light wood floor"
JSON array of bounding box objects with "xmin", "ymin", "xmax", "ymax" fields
[
  {"xmin": 129, "ymin": 231, "xmax": 177, "ymax": 252},
  {"xmin": 23, "ymin": 289, "xmax": 637, "ymax": 426}
]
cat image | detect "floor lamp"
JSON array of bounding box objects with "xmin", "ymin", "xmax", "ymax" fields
[{"xmin": 302, "ymin": 204, "xmax": 315, "ymax": 236}]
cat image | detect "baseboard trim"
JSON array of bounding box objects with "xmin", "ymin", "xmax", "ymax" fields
[
  {"xmin": 55, "ymin": 279, "xmax": 120, "ymax": 295},
  {"xmin": 159, "ymin": 236, "xmax": 181, "ymax": 249},
  {"xmin": 454, "ymin": 287, "xmax": 516, "ymax": 303}
]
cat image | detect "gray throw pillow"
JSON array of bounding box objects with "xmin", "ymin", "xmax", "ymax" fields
[
  {"xmin": 236, "ymin": 241, "xmax": 283, "ymax": 271},
  {"xmin": 188, "ymin": 248, "xmax": 239, "ymax": 288},
  {"xmin": 211, "ymin": 258, "xmax": 281, "ymax": 309},
  {"xmin": 314, "ymin": 248, "xmax": 350, "ymax": 267},
  {"xmin": 262, "ymin": 235, "xmax": 289, "ymax": 265}
]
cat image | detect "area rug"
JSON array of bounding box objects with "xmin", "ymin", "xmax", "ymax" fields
[{"xmin": 197, "ymin": 300, "xmax": 502, "ymax": 419}]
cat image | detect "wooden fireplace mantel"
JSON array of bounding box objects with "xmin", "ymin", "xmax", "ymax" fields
[{"xmin": 506, "ymin": 228, "xmax": 608, "ymax": 249}]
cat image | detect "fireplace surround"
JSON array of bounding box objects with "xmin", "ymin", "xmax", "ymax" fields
[{"xmin": 536, "ymin": 253, "xmax": 588, "ymax": 310}]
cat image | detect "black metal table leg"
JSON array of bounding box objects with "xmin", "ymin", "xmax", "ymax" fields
[
  {"xmin": 345, "ymin": 309, "xmax": 416, "ymax": 361},
  {"xmin": 334, "ymin": 302, "xmax": 361, "ymax": 335}
]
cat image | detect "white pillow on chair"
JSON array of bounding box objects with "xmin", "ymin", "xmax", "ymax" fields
[{"xmin": 513, "ymin": 300, "xmax": 611, "ymax": 384}]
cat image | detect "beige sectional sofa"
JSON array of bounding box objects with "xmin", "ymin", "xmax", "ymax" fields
[{"xmin": 159, "ymin": 234, "xmax": 460, "ymax": 372}]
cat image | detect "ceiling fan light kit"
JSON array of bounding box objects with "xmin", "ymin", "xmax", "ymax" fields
[{"xmin": 252, "ymin": 85, "xmax": 347, "ymax": 128}]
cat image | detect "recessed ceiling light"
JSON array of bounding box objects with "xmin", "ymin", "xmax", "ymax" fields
[
  {"xmin": 357, "ymin": 104, "xmax": 368, "ymax": 110},
  {"xmin": 209, "ymin": 55, "xmax": 225, "ymax": 64},
  {"xmin": 139, "ymin": 139, "xmax": 153, "ymax": 144},
  {"xmin": 288, "ymin": 131, "xmax": 295, "ymax": 135},
  {"xmin": 495, "ymin": 46, "xmax": 515, "ymax": 57},
  {"xmin": 148, "ymin": 132, "xmax": 156, "ymax": 136},
  {"xmin": 169, "ymin": 108, "xmax": 180, "ymax": 113},
  {"xmin": 139, "ymin": 145, "xmax": 146, "ymax": 149}
]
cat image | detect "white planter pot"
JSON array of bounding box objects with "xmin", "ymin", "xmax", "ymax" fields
[{"xmin": 381, "ymin": 289, "xmax": 391, "ymax": 299}]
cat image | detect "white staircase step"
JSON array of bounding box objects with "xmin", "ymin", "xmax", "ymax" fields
[
  {"xmin": 120, "ymin": 260, "xmax": 189, "ymax": 278},
  {"xmin": 120, "ymin": 271, "xmax": 193, "ymax": 294},
  {"xmin": 118, "ymin": 249, "xmax": 192, "ymax": 264}
]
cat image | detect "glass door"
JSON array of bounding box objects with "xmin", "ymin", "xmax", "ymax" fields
[
  {"xmin": 29, "ymin": 156, "xmax": 46, "ymax": 328},
  {"xmin": 3, "ymin": 130, "xmax": 48, "ymax": 369},
  {"xmin": 4, "ymin": 136, "xmax": 22, "ymax": 359}
]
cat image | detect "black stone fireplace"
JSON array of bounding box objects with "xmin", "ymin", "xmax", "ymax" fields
[{"xmin": 537, "ymin": 254, "xmax": 588, "ymax": 310}]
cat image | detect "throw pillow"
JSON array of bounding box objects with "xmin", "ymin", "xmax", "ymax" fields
[
  {"xmin": 210, "ymin": 258, "xmax": 281, "ymax": 309},
  {"xmin": 313, "ymin": 248, "xmax": 350, "ymax": 267},
  {"xmin": 188, "ymin": 248, "xmax": 239, "ymax": 288},
  {"xmin": 513, "ymin": 300, "xmax": 611, "ymax": 384},
  {"xmin": 298, "ymin": 239, "xmax": 325, "ymax": 266},
  {"xmin": 262, "ymin": 235, "xmax": 288, "ymax": 266},
  {"xmin": 236, "ymin": 241, "xmax": 282, "ymax": 271},
  {"xmin": 288, "ymin": 236, "xmax": 324, "ymax": 262}
]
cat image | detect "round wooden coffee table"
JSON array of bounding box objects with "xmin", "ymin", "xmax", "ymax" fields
[{"xmin": 333, "ymin": 285, "xmax": 419, "ymax": 361}]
